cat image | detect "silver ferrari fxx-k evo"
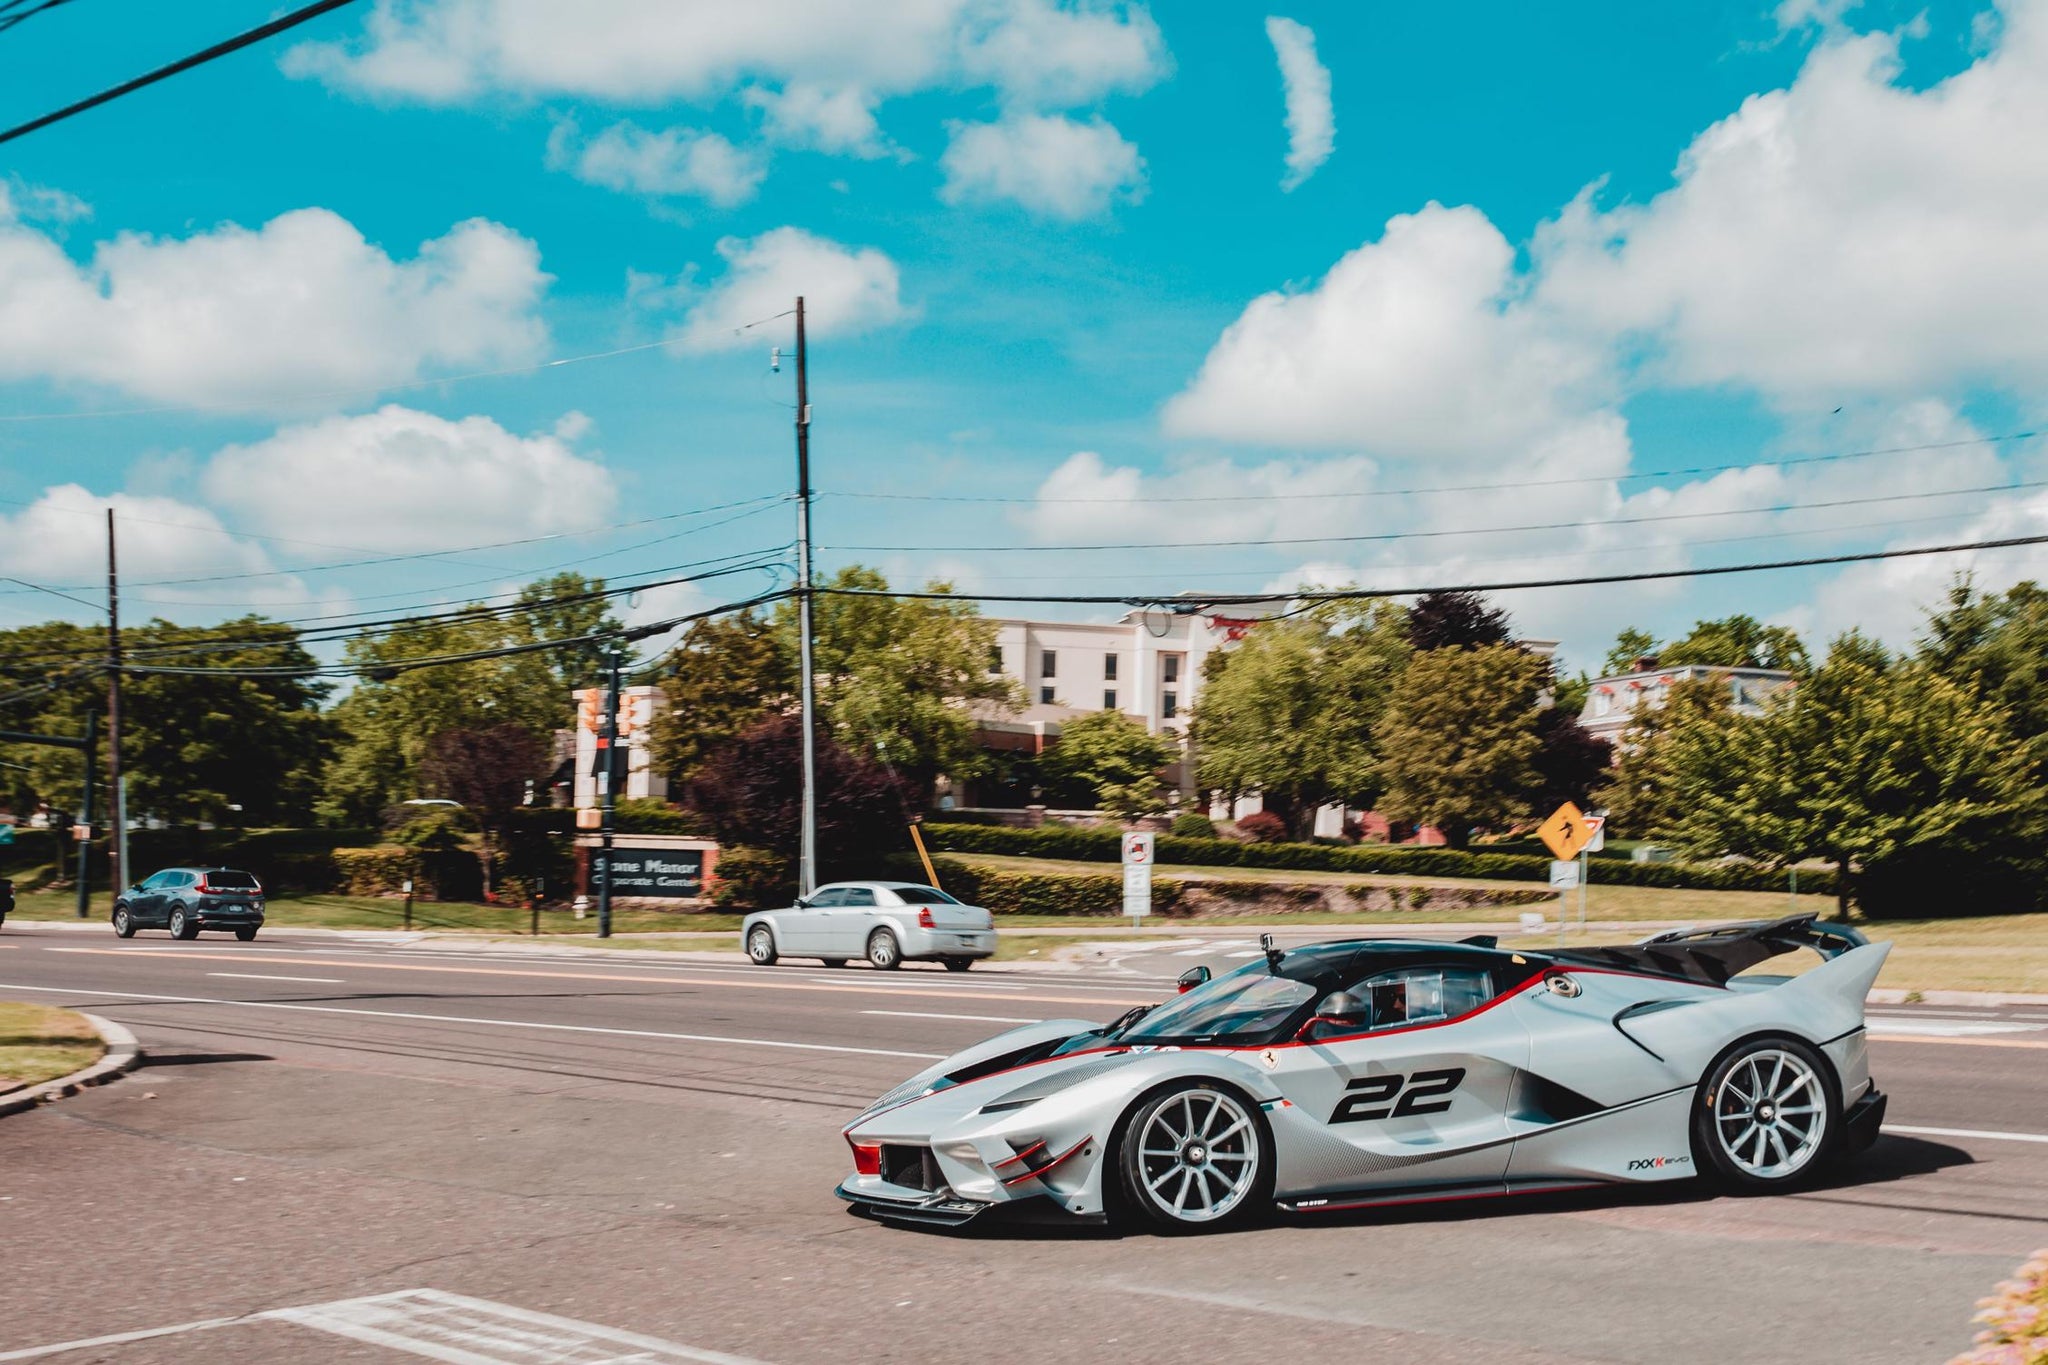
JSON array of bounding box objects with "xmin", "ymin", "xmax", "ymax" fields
[{"xmin": 838, "ymin": 915, "xmax": 1889, "ymax": 1232}]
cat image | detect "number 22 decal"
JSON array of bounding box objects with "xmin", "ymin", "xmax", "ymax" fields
[{"xmin": 1329, "ymin": 1067, "xmax": 1466, "ymax": 1123}]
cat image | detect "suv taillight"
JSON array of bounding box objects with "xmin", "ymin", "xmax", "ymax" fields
[{"xmin": 917, "ymin": 907, "xmax": 935, "ymax": 929}]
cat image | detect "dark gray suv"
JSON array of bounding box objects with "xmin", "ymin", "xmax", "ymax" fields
[{"xmin": 113, "ymin": 867, "xmax": 265, "ymax": 941}]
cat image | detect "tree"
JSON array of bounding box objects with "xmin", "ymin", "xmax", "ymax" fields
[
  {"xmin": 1593, "ymin": 675, "xmax": 1729, "ymax": 837},
  {"xmin": 1920, "ymin": 577, "xmax": 2048, "ymax": 750},
  {"xmin": 1660, "ymin": 634, "xmax": 2043, "ymax": 915},
  {"xmin": 1375, "ymin": 644, "xmax": 1547, "ymax": 847},
  {"xmin": 687, "ymin": 712, "xmax": 910, "ymax": 878},
  {"xmin": 419, "ymin": 724, "xmax": 548, "ymax": 896},
  {"xmin": 1040, "ymin": 710, "xmax": 1174, "ymax": 821},
  {"xmin": 775, "ymin": 566, "xmax": 1017, "ymax": 800},
  {"xmin": 1191, "ymin": 600, "xmax": 1411, "ymax": 838},
  {"xmin": 1661, "ymin": 614, "xmax": 1809, "ymax": 672},
  {"xmin": 1406, "ymin": 590, "xmax": 1513, "ymax": 652},
  {"xmin": 1602, "ymin": 627, "xmax": 1659, "ymax": 675},
  {"xmin": 1527, "ymin": 708, "xmax": 1612, "ymax": 815},
  {"xmin": 509, "ymin": 573, "xmax": 624, "ymax": 695},
  {"xmin": 647, "ymin": 610, "xmax": 788, "ymax": 785}
]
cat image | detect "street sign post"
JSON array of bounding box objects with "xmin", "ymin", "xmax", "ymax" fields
[{"xmin": 1122, "ymin": 831, "xmax": 1155, "ymax": 926}]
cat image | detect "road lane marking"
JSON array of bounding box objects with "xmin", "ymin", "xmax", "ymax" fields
[
  {"xmin": 1887, "ymin": 1123, "xmax": 2048, "ymax": 1145},
  {"xmin": 207, "ymin": 972, "xmax": 344, "ymax": 984},
  {"xmin": 861, "ymin": 1010, "xmax": 1043, "ymax": 1023},
  {"xmin": 0, "ymin": 982, "xmax": 944, "ymax": 1061},
  {"xmin": 32, "ymin": 947, "xmax": 1150, "ymax": 1009},
  {"xmin": 1869, "ymin": 1033, "xmax": 2048, "ymax": 1049},
  {"xmin": 0, "ymin": 1288, "xmax": 764, "ymax": 1364},
  {"xmin": 1866, "ymin": 1018, "xmax": 2044, "ymax": 1037}
]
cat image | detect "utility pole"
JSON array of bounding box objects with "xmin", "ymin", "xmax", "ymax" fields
[
  {"xmin": 793, "ymin": 295, "xmax": 819, "ymax": 898},
  {"xmin": 105, "ymin": 509, "xmax": 124, "ymax": 896},
  {"xmin": 597, "ymin": 642, "xmax": 622, "ymax": 938},
  {"xmin": 75, "ymin": 711, "xmax": 96, "ymax": 919}
]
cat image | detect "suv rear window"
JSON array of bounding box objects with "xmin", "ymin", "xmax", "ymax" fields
[{"xmin": 205, "ymin": 870, "xmax": 261, "ymax": 890}]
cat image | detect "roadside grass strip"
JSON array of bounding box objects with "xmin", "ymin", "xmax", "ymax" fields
[
  {"xmin": 0, "ymin": 1000, "xmax": 103, "ymax": 1090},
  {"xmin": 1946, "ymin": 1248, "xmax": 2048, "ymax": 1365}
]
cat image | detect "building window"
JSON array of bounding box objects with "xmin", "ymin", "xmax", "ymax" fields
[
  {"xmin": 1162, "ymin": 690, "xmax": 1178, "ymax": 719},
  {"xmin": 1163, "ymin": 655, "xmax": 1181, "ymax": 684},
  {"xmin": 1104, "ymin": 689, "xmax": 1117, "ymax": 710},
  {"xmin": 1040, "ymin": 685, "xmax": 1056, "ymax": 705},
  {"xmin": 1041, "ymin": 649, "xmax": 1057, "ymax": 678},
  {"xmin": 1104, "ymin": 653, "xmax": 1118, "ymax": 681},
  {"xmin": 987, "ymin": 645, "xmax": 1003, "ymax": 674}
]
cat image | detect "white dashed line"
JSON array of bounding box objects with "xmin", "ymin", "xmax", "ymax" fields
[
  {"xmin": 860, "ymin": 1010, "xmax": 1043, "ymax": 1024},
  {"xmin": 1886, "ymin": 1124, "xmax": 2048, "ymax": 1145},
  {"xmin": 207, "ymin": 972, "xmax": 344, "ymax": 984}
]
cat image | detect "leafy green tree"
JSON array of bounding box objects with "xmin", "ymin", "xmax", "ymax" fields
[
  {"xmin": 1602, "ymin": 627, "xmax": 1659, "ymax": 675},
  {"xmin": 1920, "ymin": 577, "xmax": 2048, "ymax": 749},
  {"xmin": 1407, "ymin": 590, "xmax": 1512, "ymax": 652},
  {"xmin": 686, "ymin": 712, "xmax": 910, "ymax": 878},
  {"xmin": 774, "ymin": 566, "xmax": 1017, "ymax": 799},
  {"xmin": 509, "ymin": 573, "xmax": 624, "ymax": 694},
  {"xmin": 1660, "ymin": 614, "xmax": 1809, "ymax": 672},
  {"xmin": 1192, "ymin": 600, "xmax": 1411, "ymax": 838},
  {"xmin": 1660, "ymin": 634, "xmax": 2043, "ymax": 915},
  {"xmin": 1375, "ymin": 643, "xmax": 1547, "ymax": 847},
  {"xmin": 419, "ymin": 723, "xmax": 549, "ymax": 896},
  {"xmin": 647, "ymin": 610, "xmax": 788, "ymax": 785},
  {"xmin": 1041, "ymin": 709, "xmax": 1174, "ymax": 820},
  {"xmin": 1593, "ymin": 675, "xmax": 1729, "ymax": 837}
]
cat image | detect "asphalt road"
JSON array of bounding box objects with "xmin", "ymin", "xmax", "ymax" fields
[{"xmin": 1, "ymin": 920, "xmax": 2044, "ymax": 1365}]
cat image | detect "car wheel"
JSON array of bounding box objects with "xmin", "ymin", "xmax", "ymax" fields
[
  {"xmin": 235, "ymin": 926, "xmax": 259, "ymax": 942},
  {"xmin": 112, "ymin": 905, "xmax": 135, "ymax": 938},
  {"xmin": 866, "ymin": 928, "xmax": 902, "ymax": 970},
  {"xmin": 942, "ymin": 957, "xmax": 973, "ymax": 972},
  {"xmin": 821, "ymin": 958, "xmax": 848, "ymax": 968},
  {"xmin": 1692, "ymin": 1035, "xmax": 1839, "ymax": 1192},
  {"xmin": 168, "ymin": 906, "xmax": 199, "ymax": 941},
  {"xmin": 1118, "ymin": 1082, "xmax": 1271, "ymax": 1232},
  {"xmin": 745, "ymin": 925, "xmax": 778, "ymax": 966}
]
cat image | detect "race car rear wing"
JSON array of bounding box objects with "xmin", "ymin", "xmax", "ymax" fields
[{"xmin": 1550, "ymin": 914, "xmax": 1870, "ymax": 988}]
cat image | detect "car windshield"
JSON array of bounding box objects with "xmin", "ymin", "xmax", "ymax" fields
[
  {"xmin": 890, "ymin": 887, "xmax": 962, "ymax": 905},
  {"xmin": 1116, "ymin": 965, "xmax": 1316, "ymax": 1044}
]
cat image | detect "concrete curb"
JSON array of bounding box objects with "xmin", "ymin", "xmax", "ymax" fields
[
  {"xmin": 1869, "ymin": 987, "xmax": 2048, "ymax": 1007},
  {"xmin": 0, "ymin": 1013, "xmax": 143, "ymax": 1120}
]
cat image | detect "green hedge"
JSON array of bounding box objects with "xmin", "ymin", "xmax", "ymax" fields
[
  {"xmin": 331, "ymin": 846, "xmax": 481, "ymax": 901},
  {"xmin": 921, "ymin": 822, "xmax": 1838, "ymax": 897}
]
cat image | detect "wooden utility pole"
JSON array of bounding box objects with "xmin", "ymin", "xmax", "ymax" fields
[
  {"xmin": 793, "ymin": 295, "xmax": 818, "ymax": 897},
  {"xmin": 105, "ymin": 509, "xmax": 124, "ymax": 896}
]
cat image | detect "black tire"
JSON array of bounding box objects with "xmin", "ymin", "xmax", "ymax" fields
[
  {"xmin": 821, "ymin": 958, "xmax": 848, "ymax": 968},
  {"xmin": 1691, "ymin": 1034, "xmax": 1840, "ymax": 1193},
  {"xmin": 112, "ymin": 905, "xmax": 136, "ymax": 938},
  {"xmin": 1117, "ymin": 1081, "xmax": 1272, "ymax": 1233},
  {"xmin": 866, "ymin": 928, "xmax": 902, "ymax": 970},
  {"xmin": 235, "ymin": 926, "xmax": 259, "ymax": 942},
  {"xmin": 745, "ymin": 924, "xmax": 778, "ymax": 966},
  {"xmin": 168, "ymin": 906, "xmax": 199, "ymax": 941},
  {"xmin": 942, "ymin": 957, "xmax": 974, "ymax": 972}
]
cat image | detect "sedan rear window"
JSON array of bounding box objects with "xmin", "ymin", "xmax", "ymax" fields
[
  {"xmin": 891, "ymin": 887, "xmax": 963, "ymax": 905},
  {"xmin": 204, "ymin": 870, "xmax": 261, "ymax": 890}
]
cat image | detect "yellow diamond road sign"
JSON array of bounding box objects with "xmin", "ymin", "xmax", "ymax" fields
[{"xmin": 1537, "ymin": 801, "xmax": 1594, "ymax": 862}]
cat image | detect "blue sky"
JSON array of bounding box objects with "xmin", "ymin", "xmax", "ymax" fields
[{"xmin": 2, "ymin": 0, "xmax": 2044, "ymax": 670}]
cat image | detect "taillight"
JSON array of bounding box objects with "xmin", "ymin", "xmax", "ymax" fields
[
  {"xmin": 848, "ymin": 1138, "xmax": 882, "ymax": 1176},
  {"xmin": 195, "ymin": 880, "xmax": 213, "ymax": 895},
  {"xmin": 917, "ymin": 907, "xmax": 935, "ymax": 929}
]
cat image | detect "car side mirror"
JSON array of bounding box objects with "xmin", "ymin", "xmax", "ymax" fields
[
  {"xmin": 1300, "ymin": 990, "xmax": 1371, "ymax": 1039},
  {"xmin": 792, "ymin": 897, "xmax": 809, "ymax": 909},
  {"xmin": 1176, "ymin": 965, "xmax": 1211, "ymax": 994}
]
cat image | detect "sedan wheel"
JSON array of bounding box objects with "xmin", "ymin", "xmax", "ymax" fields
[
  {"xmin": 746, "ymin": 925, "xmax": 778, "ymax": 966},
  {"xmin": 866, "ymin": 928, "xmax": 901, "ymax": 970},
  {"xmin": 112, "ymin": 906, "xmax": 135, "ymax": 938},
  {"xmin": 168, "ymin": 907, "xmax": 198, "ymax": 941},
  {"xmin": 1120, "ymin": 1083, "xmax": 1269, "ymax": 1231},
  {"xmin": 942, "ymin": 957, "xmax": 973, "ymax": 972},
  {"xmin": 1693, "ymin": 1036, "xmax": 1837, "ymax": 1191}
]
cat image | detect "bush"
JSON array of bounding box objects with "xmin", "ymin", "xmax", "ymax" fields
[
  {"xmin": 331, "ymin": 845, "xmax": 479, "ymax": 900},
  {"xmin": 919, "ymin": 821, "xmax": 1840, "ymax": 897},
  {"xmin": 1170, "ymin": 812, "xmax": 1217, "ymax": 840},
  {"xmin": 1949, "ymin": 1248, "xmax": 2048, "ymax": 1364},
  {"xmin": 710, "ymin": 846, "xmax": 795, "ymax": 909},
  {"xmin": 1235, "ymin": 810, "xmax": 1288, "ymax": 843},
  {"xmin": 614, "ymin": 798, "xmax": 713, "ymax": 836}
]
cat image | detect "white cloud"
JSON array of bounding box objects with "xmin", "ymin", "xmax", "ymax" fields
[
  {"xmin": 1535, "ymin": 7, "xmax": 2048, "ymax": 406},
  {"xmin": 939, "ymin": 113, "xmax": 1146, "ymax": 218},
  {"xmin": 546, "ymin": 120, "xmax": 765, "ymax": 205},
  {"xmin": 1164, "ymin": 203, "xmax": 1607, "ymax": 458},
  {"xmin": 0, "ymin": 179, "xmax": 90, "ymax": 226},
  {"xmin": 671, "ymin": 227, "xmax": 909, "ymax": 353},
  {"xmin": 200, "ymin": 406, "xmax": 617, "ymax": 553},
  {"xmin": 744, "ymin": 84, "xmax": 893, "ymax": 158},
  {"xmin": 1266, "ymin": 16, "xmax": 1333, "ymax": 192},
  {"xmin": 288, "ymin": 0, "xmax": 1167, "ymax": 109},
  {"xmin": 0, "ymin": 203, "xmax": 548, "ymax": 409}
]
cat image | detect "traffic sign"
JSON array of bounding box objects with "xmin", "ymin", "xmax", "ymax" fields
[
  {"xmin": 1123, "ymin": 862, "xmax": 1153, "ymax": 919},
  {"xmin": 1122, "ymin": 831, "xmax": 1155, "ymax": 865},
  {"xmin": 1581, "ymin": 814, "xmax": 1606, "ymax": 855},
  {"xmin": 1548, "ymin": 859, "xmax": 1581, "ymax": 889},
  {"xmin": 1537, "ymin": 802, "xmax": 1595, "ymax": 861}
]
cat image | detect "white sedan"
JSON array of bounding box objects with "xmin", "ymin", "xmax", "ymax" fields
[{"xmin": 742, "ymin": 881, "xmax": 998, "ymax": 971}]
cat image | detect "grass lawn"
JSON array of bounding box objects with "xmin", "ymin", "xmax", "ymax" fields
[{"xmin": 0, "ymin": 1000, "xmax": 104, "ymax": 1090}]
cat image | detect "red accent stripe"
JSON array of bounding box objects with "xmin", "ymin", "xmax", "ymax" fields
[
  {"xmin": 1001, "ymin": 1134, "xmax": 1093, "ymax": 1187},
  {"xmin": 991, "ymin": 1139, "xmax": 1047, "ymax": 1171}
]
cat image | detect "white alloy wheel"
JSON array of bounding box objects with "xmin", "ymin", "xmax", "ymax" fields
[{"xmin": 1123, "ymin": 1085, "xmax": 1264, "ymax": 1229}]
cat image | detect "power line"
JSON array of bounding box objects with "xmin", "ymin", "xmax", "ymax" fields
[
  {"xmin": 0, "ymin": 0, "xmax": 82, "ymax": 35},
  {"xmin": 811, "ymin": 530, "xmax": 2048, "ymax": 608},
  {"xmin": 824, "ymin": 431, "xmax": 2041, "ymax": 508},
  {"xmin": 826, "ymin": 477, "xmax": 2048, "ymax": 554},
  {"xmin": 0, "ymin": 0, "xmax": 363, "ymax": 147}
]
